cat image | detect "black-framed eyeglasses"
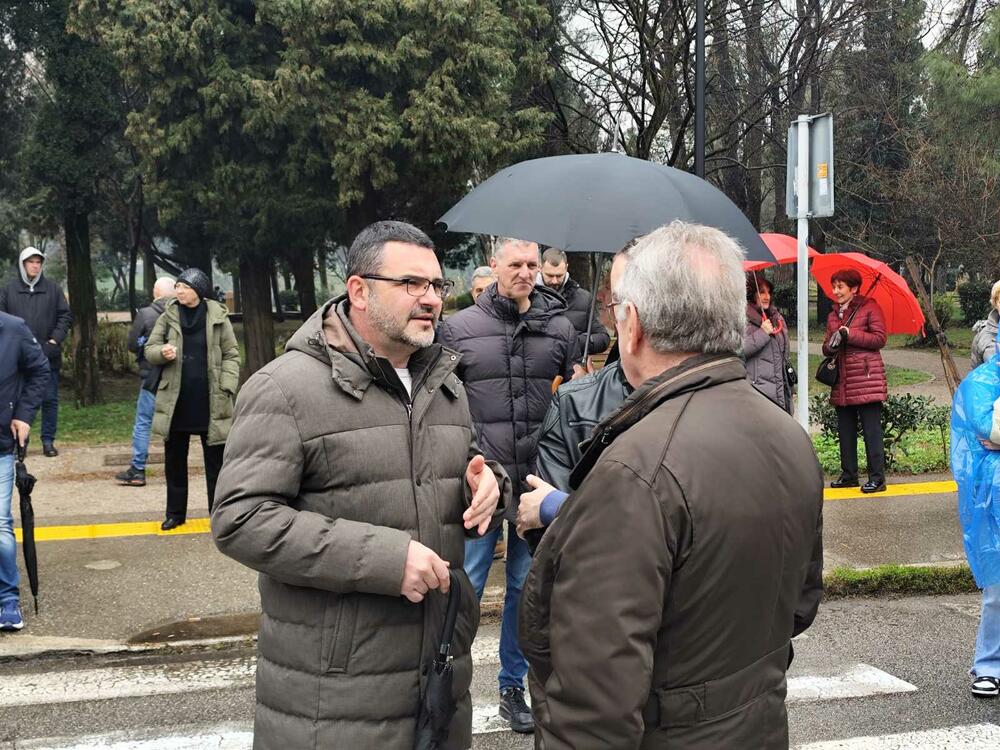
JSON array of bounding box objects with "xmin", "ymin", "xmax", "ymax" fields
[{"xmin": 361, "ymin": 274, "xmax": 455, "ymax": 299}]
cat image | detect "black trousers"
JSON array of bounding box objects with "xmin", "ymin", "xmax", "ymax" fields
[
  {"xmin": 164, "ymin": 432, "xmax": 225, "ymax": 521},
  {"xmin": 836, "ymin": 403, "xmax": 885, "ymax": 485}
]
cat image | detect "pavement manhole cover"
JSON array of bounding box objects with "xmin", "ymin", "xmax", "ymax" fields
[{"xmin": 84, "ymin": 560, "xmax": 122, "ymax": 571}]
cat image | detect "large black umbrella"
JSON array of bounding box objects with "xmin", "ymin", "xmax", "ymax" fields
[
  {"xmin": 414, "ymin": 570, "xmax": 462, "ymax": 750},
  {"xmin": 438, "ymin": 152, "xmax": 774, "ymax": 260},
  {"xmin": 15, "ymin": 441, "xmax": 38, "ymax": 614},
  {"xmin": 439, "ymin": 152, "xmax": 776, "ymax": 358}
]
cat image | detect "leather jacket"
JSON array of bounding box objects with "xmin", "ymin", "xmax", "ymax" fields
[{"xmin": 535, "ymin": 360, "xmax": 632, "ymax": 492}]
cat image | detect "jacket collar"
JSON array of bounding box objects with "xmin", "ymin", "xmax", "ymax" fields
[
  {"xmin": 287, "ymin": 296, "xmax": 461, "ymax": 402},
  {"xmin": 569, "ymin": 353, "xmax": 745, "ymax": 488},
  {"xmin": 162, "ymin": 298, "xmax": 228, "ymax": 327},
  {"xmin": 477, "ymin": 283, "xmax": 567, "ymax": 328}
]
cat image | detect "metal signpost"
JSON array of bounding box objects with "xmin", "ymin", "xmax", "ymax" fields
[{"xmin": 786, "ymin": 113, "xmax": 834, "ymax": 430}]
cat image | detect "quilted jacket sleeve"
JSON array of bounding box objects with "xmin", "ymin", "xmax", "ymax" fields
[
  {"xmin": 212, "ymin": 371, "xmax": 411, "ymax": 596},
  {"xmin": 848, "ymin": 301, "xmax": 887, "ymax": 351}
]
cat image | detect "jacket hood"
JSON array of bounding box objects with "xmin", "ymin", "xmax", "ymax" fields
[
  {"xmin": 285, "ymin": 295, "xmax": 457, "ymax": 401},
  {"xmin": 162, "ymin": 296, "xmax": 229, "ymax": 324},
  {"xmin": 570, "ymin": 353, "xmax": 745, "ymax": 488},
  {"xmin": 18, "ymin": 247, "xmax": 45, "ymax": 290},
  {"xmin": 974, "ymin": 308, "xmax": 1000, "ymax": 336},
  {"xmin": 478, "ymin": 282, "xmax": 568, "ymax": 323},
  {"xmin": 150, "ymin": 296, "xmax": 171, "ymax": 315}
]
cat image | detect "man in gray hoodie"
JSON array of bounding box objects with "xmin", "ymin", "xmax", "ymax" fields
[{"xmin": 0, "ymin": 248, "xmax": 72, "ymax": 456}]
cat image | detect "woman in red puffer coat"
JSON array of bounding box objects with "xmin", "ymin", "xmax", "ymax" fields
[{"xmin": 821, "ymin": 267, "xmax": 888, "ymax": 494}]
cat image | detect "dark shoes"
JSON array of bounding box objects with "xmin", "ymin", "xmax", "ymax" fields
[
  {"xmin": 42, "ymin": 442, "xmax": 58, "ymax": 457},
  {"xmin": 115, "ymin": 465, "xmax": 146, "ymax": 486},
  {"xmin": 972, "ymin": 675, "xmax": 1000, "ymax": 698},
  {"xmin": 499, "ymin": 687, "xmax": 534, "ymax": 734},
  {"xmin": 829, "ymin": 475, "xmax": 859, "ymax": 489},
  {"xmin": 160, "ymin": 517, "xmax": 185, "ymax": 531},
  {"xmin": 861, "ymin": 480, "xmax": 887, "ymax": 494}
]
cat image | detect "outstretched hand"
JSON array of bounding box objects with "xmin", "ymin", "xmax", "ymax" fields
[{"xmin": 464, "ymin": 455, "xmax": 500, "ymax": 535}]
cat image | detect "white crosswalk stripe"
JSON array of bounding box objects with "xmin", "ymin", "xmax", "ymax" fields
[
  {"xmin": 795, "ymin": 723, "xmax": 1000, "ymax": 749},
  {"xmin": 0, "ymin": 650, "xmax": 948, "ymax": 747}
]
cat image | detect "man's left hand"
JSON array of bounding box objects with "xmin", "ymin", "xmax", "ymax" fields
[
  {"xmin": 980, "ymin": 438, "xmax": 1000, "ymax": 451},
  {"xmin": 464, "ymin": 455, "xmax": 500, "ymax": 535},
  {"xmin": 516, "ymin": 473, "xmax": 554, "ymax": 537}
]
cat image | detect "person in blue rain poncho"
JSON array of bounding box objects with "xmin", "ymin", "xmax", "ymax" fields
[{"xmin": 951, "ymin": 332, "xmax": 1000, "ymax": 698}]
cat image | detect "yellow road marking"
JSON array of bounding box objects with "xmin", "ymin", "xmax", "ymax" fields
[
  {"xmin": 9, "ymin": 479, "xmax": 960, "ymax": 542},
  {"xmin": 824, "ymin": 480, "xmax": 957, "ymax": 501},
  {"xmin": 14, "ymin": 518, "xmax": 211, "ymax": 543}
]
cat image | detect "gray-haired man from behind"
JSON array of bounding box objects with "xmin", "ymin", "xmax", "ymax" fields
[
  {"xmin": 116, "ymin": 277, "xmax": 176, "ymax": 486},
  {"xmin": 519, "ymin": 222, "xmax": 824, "ymax": 748},
  {"xmin": 211, "ymin": 220, "xmax": 509, "ymax": 749}
]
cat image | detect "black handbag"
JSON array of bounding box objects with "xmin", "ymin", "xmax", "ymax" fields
[
  {"xmin": 784, "ymin": 358, "xmax": 798, "ymax": 387},
  {"xmin": 815, "ymin": 304, "xmax": 862, "ymax": 387},
  {"xmin": 815, "ymin": 354, "xmax": 839, "ymax": 386}
]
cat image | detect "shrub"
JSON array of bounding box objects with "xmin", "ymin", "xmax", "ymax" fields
[
  {"xmin": 61, "ymin": 320, "xmax": 137, "ymax": 377},
  {"xmin": 810, "ymin": 392, "xmax": 937, "ymax": 470},
  {"xmin": 278, "ymin": 289, "xmax": 299, "ymax": 311},
  {"xmin": 772, "ymin": 283, "xmax": 796, "ymax": 325},
  {"xmin": 958, "ymin": 279, "xmax": 993, "ymax": 324}
]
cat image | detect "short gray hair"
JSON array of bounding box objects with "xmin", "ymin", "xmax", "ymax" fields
[
  {"xmin": 614, "ymin": 221, "xmax": 746, "ymax": 355},
  {"xmin": 542, "ymin": 248, "xmax": 567, "ymax": 266},
  {"xmin": 471, "ymin": 266, "xmax": 495, "ymax": 281},
  {"xmin": 347, "ymin": 220, "xmax": 434, "ymax": 278},
  {"xmin": 493, "ymin": 237, "xmax": 539, "ymax": 262}
]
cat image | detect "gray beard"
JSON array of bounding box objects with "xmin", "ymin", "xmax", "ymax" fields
[{"xmin": 368, "ymin": 290, "xmax": 437, "ymax": 349}]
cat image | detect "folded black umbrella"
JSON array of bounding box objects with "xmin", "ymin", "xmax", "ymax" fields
[
  {"xmin": 414, "ymin": 570, "xmax": 463, "ymax": 750},
  {"xmin": 15, "ymin": 441, "xmax": 38, "ymax": 614}
]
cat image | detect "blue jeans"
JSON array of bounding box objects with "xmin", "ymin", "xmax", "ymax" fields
[
  {"xmin": 0, "ymin": 453, "xmax": 18, "ymax": 604},
  {"xmin": 973, "ymin": 585, "xmax": 1000, "ymax": 678},
  {"xmin": 41, "ymin": 368, "xmax": 58, "ymax": 444},
  {"xmin": 131, "ymin": 388, "xmax": 156, "ymax": 470},
  {"xmin": 465, "ymin": 522, "xmax": 531, "ymax": 691}
]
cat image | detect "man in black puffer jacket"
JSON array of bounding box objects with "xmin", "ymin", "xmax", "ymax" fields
[
  {"xmin": 437, "ymin": 237, "xmax": 578, "ymax": 735},
  {"xmin": 539, "ymin": 247, "xmax": 611, "ymax": 358}
]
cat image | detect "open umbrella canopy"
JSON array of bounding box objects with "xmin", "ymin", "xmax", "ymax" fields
[
  {"xmin": 811, "ymin": 252, "xmax": 925, "ymax": 336},
  {"xmin": 743, "ymin": 233, "xmax": 820, "ymax": 272},
  {"xmin": 439, "ymin": 153, "xmax": 776, "ymax": 262}
]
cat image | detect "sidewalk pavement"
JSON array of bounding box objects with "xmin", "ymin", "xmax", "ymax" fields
[{"xmin": 0, "ymin": 442, "xmax": 967, "ymax": 660}]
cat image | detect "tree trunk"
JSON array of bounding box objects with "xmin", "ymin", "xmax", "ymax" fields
[
  {"xmin": 567, "ymin": 253, "xmax": 595, "ymax": 292},
  {"xmin": 142, "ymin": 234, "xmax": 156, "ymax": 300},
  {"xmin": 289, "ymin": 250, "xmax": 318, "ymax": 318},
  {"xmin": 63, "ymin": 209, "xmax": 100, "ymax": 405},
  {"xmin": 231, "ymin": 267, "xmax": 242, "ymax": 313},
  {"xmin": 317, "ymin": 246, "xmax": 328, "ymax": 296},
  {"xmin": 270, "ymin": 261, "xmax": 285, "ymax": 322},
  {"xmin": 239, "ymin": 253, "xmax": 276, "ymax": 377}
]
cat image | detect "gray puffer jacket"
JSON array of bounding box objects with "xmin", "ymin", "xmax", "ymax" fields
[
  {"xmin": 437, "ymin": 285, "xmax": 578, "ymax": 511},
  {"xmin": 743, "ymin": 304, "xmax": 792, "ymax": 413},
  {"xmin": 972, "ymin": 309, "xmax": 999, "ymax": 366},
  {"xmin": 212, "ymin": 298, "xmax": 509, "ymax": 750}
]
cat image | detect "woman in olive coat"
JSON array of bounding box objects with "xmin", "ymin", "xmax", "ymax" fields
[{"xmin": 145, "ymin": 268, "xmax": 239, "ymax": 530}]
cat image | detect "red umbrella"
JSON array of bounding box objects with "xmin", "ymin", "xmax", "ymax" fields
[
  {"xmin": 743, "ymin": 233, "xmax": 819, "ymax": 272},
  {"xmin": 810, "ymin": 252, "xmax": 925, "ymax": 335}
]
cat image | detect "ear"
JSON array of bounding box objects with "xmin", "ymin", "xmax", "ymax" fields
[
  {"xmin": 620, "ymin": 302, "xmax": 642, "ymax": 355},
  {"xmin": 346, "ymin": 276, "xmax": 370, "ymax": 311},
  {"xmin": 489, "ymin": 255, "xmax": 498, "ymax": 272}
]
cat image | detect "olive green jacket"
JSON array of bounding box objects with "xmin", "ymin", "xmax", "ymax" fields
[{"xmin": 144, "ymin": 298, "xmax": 240, "ymax": 444}]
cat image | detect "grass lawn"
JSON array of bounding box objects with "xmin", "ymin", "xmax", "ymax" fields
[{"xmin": 791, "ymin": 353, "xmax": 931, "ymax": 388}]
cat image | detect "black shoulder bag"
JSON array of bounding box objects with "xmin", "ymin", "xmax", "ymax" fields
[{"xmin": 815, "ymin": 304, "xmax": 862, "ymax": 388}]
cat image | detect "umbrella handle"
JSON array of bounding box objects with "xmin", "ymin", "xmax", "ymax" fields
[
  {"xmin": 437, "ymin": 570, "xmax": 462, "ymax": 662},
  {"xmin": 16, "ymin": 438, "xmax": 28, "ymax": 463}
]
